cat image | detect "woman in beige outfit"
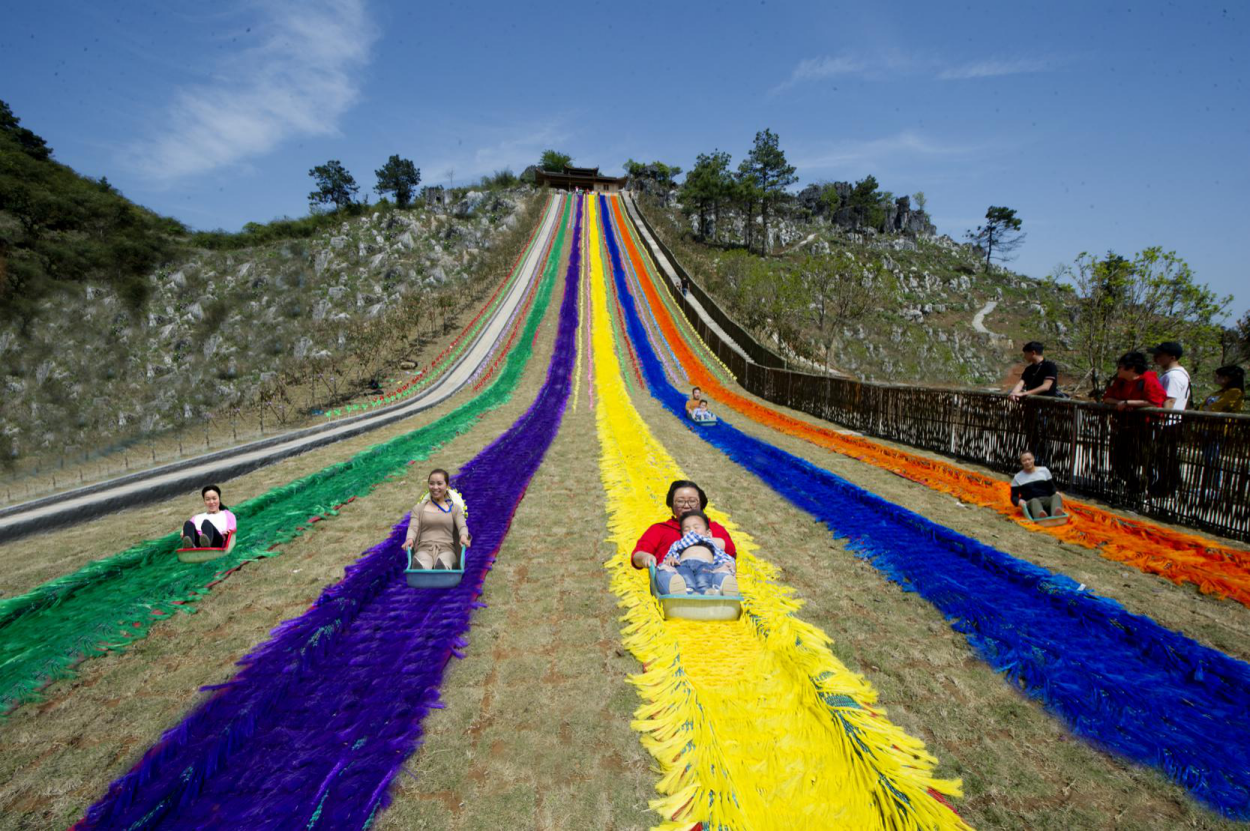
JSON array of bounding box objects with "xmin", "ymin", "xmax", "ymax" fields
[{"xmin": 403, "ymin": 468, "xmax": 471, "ymax": 569}]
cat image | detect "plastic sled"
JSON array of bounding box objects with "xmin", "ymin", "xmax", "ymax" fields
[
  {"xmin": 404, "ymin": 546, "xmax": 466, "ymax": 588},
  {"xmin": 649, "ymin": 564, "xmax": 742, "ymax": 621},
  {"xmin": 690, "ymin": 414, "xmax": 718, "ymax": 426},
  {"xmin": 176, "ymin": 531, "xmax": 236, "ymax": 563},
  {"xmin": 1021, "ymin": 503, "xmax": 1071, "ymax": 527}
]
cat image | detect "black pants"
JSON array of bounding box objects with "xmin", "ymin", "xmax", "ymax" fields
[
  {"xmin": 1111, "ymin": 426, "xmax": 1150, "ymax": 494},
  {"xmin": 1149, "ymin": 423, "xmax": 1184, "ymax": 498},
  {"xmin": 183, "ymin": 519, "xmax": 224, "ymax": 547}
]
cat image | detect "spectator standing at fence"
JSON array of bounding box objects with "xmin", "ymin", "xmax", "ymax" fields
[
  {"xmin": 1200, "ymin": 365, "xmax": 1245, "ymax": 413},
  {"xmin": 1010, "ymin": 451, "xmax": 1064, "ymax": 518},
  {"xmin": 1008, "ymin": 342, "xmax": 1059, "ymax": 400},
  {"xmin": 1102, "ymin": 351, "xmax": 1167, "ymax": 493},
  {"xmin": 1150, "ymin": 342, "xmax": 1191, "ymax": 411},
  {"xmin": 1197, "ymin": 365, "xmax": 1244, "ymax": 494},
  {"xmin": 1147, "ymin": 342, "xmax": 1189, "ymax": 497},
  {"xmin": 1009, "ymin": 341, "xmax": 1062, "ymax": 468}
]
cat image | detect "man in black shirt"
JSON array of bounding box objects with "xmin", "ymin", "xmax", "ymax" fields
[
  {"xmin": 1009, "ymin": 341, "xmax": 1064, "ymax": 470},
  {"xmin": 1009, "ymin": 341, "xmax": 1059, "ymax": 400}
]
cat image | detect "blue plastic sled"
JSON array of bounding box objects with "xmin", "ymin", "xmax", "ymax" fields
[
  {"xmin": 404, "ymin": 546, "xmax": 467, "ymax": 588},
  {"xmin": 648, "ymin": 564, "xmax": 742, "ymax": 621}
]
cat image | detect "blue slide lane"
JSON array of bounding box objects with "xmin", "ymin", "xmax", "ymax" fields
[{"xmin": 598, "ymin": 195, "xmax": 1250, "ymax": 819}]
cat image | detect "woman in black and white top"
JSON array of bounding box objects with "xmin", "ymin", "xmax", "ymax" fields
[{"xmin": 1010, "ymin": 451, "xmax": 1063, "ymax": 518}]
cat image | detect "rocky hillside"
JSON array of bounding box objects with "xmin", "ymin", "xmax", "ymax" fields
[
  {"xmin": 0, "ymin": 188, "xmax": 537, "ymax": 470},
  {"xmin": 642, "ymin": 196, "xmax": 1073, "ymax": 389}
]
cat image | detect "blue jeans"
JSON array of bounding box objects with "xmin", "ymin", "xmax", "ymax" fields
[{"xmin": 655, "ymin": 560, "xmax": 729, "ymax": 595}]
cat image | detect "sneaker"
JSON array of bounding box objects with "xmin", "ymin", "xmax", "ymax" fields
[
  {"xmin": 179, "ymin": 535, "xmax": 196, "ymax": 550},
  {"xmin": 718, "ymin": 575, "xmax": 739, "ymax": 596},
  {"xmin": 665, "ymin": 572, "xmax": 687, "ymax": 595}
]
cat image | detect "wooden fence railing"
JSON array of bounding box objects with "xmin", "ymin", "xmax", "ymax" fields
[{"xmin": 628, "ymin": 197, "xmax": 1250, "ymax": 544}]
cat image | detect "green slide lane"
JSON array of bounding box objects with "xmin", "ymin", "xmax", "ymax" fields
[{"xmin": 0, "ymin": 195, "xmax": 573, "ymax": 717}]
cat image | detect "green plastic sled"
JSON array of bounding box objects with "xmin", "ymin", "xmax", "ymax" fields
[{"xmin": 649, "ymin": 564, "xmax": 742, "ymax": 621}]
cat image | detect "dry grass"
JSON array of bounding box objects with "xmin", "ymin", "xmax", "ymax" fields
[
  {"xmin": 3, "ymin": 254, "xmax": 1249, "ymax": 827},
  {"xmin": 619, "ymin": 379, "xmax": 1246, "ymax": 830},
  {"xmin": 0, "ymin": 253, "xmax": 569, "ymax": 830},
  {"xmin": 377, "ymin": 389, "xmax": 654, "ymax": 830},
  {"xmin": 696, "ymin": 379, "xmax": 1250, "ymax": 663}
]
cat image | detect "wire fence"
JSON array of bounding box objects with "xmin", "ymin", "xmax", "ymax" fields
[{"xmin": 630, "ymin": 200, "xmax": 1250, "ymax": 544}]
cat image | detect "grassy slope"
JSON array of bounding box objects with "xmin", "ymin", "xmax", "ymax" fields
[
  {"xmin": 0, "ymin": 223, "xmax": 572, "ymax": 828},
  {"xmin": 2, "ymin": 200, "xmax": 1246, "ymax": 830}
]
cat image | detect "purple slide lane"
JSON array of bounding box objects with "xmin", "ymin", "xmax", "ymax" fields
[{"xmin": 77, "ymin": 196, "xmax": 584, "ymax": 831}]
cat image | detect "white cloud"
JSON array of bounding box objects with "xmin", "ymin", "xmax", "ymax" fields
[
  {"xmin": 937, "ymin": 57, "xmax": 1056, "ymax": 80},
  {"xmin": 773, "ymin": 51, "xmax": 1059, "ymax": 92},
  {"xmin": 421, "ymin": 120, "xmax": 575, "ymax": 187},
  {"xmin": 792, "ymin": 131, "xmax": 983, "ymax": 173},
  {"xmin": 130, "ymin": 0, "xmax": 376, "ymax": 183}
]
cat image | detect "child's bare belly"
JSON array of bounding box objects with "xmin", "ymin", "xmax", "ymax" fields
[{"xmin": 678, "ymin": 546, "xmax": 715, "ymax": 564}]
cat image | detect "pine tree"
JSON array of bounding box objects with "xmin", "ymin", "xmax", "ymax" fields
[
  {"xmin": 374, "ymin": 155, "xmax": 421, "ymax": 207},
  {"xmin": 308, "ymin": 160, "xmax": 359, "ymax": 210}
]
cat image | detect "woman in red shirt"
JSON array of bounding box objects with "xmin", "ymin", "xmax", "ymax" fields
[
  {"xmin": 1102, "ymin": 351, "xmax": 1167, "ymax": 493},
  {"xmin": 631, "ymin": 480, "xmax": 737, "ymax": 569}
]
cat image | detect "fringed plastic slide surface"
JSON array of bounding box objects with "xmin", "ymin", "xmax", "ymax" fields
[
  {"xmin": 403, "ymin": 546, "xmax": 467, "ymax": 588},
  {"xmin": 603, "ymin": 192, "xmax": 1250, "ymax": 820},
  {"xmin": 0, "ymin": 195, "xmax": 572, "ymax": 719},
  {"xmin": 175, "ymin": 531, "xmax": 236, "ymax": 563},
  {"xmin": 648, "ymin": 564, "xmax": 741, "ymax": 621},
  {"xmin": 615, "ymin": 196, "xmax": 1250, "ymax": 608},
  {"xmin": 585, "ymin": 195, "xmax": 969, "ymax": 831},
  {"xmin": 77, "ymin": 194, "xmax": 585, "ymax": 831}
]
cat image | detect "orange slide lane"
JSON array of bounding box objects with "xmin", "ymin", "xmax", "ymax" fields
[{"xmin": 606, "ymin": 195, "xmax": 1250, "ymax": 606}]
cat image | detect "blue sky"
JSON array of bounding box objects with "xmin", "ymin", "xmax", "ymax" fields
[{"xmin": 3, "ymin": 0, "xmax": 1247, "ymax": 316}]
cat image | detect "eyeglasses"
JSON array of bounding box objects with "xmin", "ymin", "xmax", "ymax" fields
[{"xmin": 673, "ymin": 498, "xmax": 700, "ymax": 507}]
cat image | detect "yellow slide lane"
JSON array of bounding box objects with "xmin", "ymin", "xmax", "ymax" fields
[{"xmin": 586, "ymin": 196, "xmax": 970, "ymax": 831}]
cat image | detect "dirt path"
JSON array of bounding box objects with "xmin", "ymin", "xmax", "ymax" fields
[{"xmin": 972, "ymin": 299, "xmax": 999, "ymax": 334}]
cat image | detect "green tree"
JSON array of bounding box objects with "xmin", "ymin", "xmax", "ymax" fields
[
  {"xmin": 848, "ymin": 175, "xmax": 886, "ymax": 230},
  {"xmin": 1063, "ymin": 247, "xmax": 1231, "ymax": 390},
  {"xmin": 820, "ymin": 184, "xmax": 841, "ymax": 216},
  {"xmin": 0, "ymin": 100, "xmax": 179, "ymax": 326},
  {"xmin": 624, "ymin": 158, "xmax": 683, "ymax": 185},
  {"xmin": 1228, "ymin": 310, "xmax": 1250, "ymax": 364},
  {"xmin": 796, "ymin": 253, "xmax": 892, "ymax": 369},
  {"xmin": 738, "ymin": 129, "xmax": 797, "ymax": 254},
  {"xmin": 966, "ymin": 206, "xmax": 1025, "ymax": 272},
  {"xmin": 308, "ymin": 160, "xmax": 359, "ymax": 209},
  {"xmin": 912, "ymin": 191, "xmax": 927, "ymax": 212},
  {"xmin": 539, "ymin": 150, "xmax": 572, "ymax": 172},
  {"xmin": 373, "ymin": 154, "xmax": 420, "ymax": 207},
  {"xmin": 0, "ymin": 99, "xmax": 52, "ymax": 161},
  {"xmin": 678, "ymin": 150, "xmax": 732, "ymax": 240}
]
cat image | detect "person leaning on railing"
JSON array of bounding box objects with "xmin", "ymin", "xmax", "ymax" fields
[
  {"xmin": 1008, "ymin": 341, "xmax": 1059, "ymax": 401},
  {"xmin": 1101, "ymin": 351, "xmax": 1167, "ymax": 494},
  {"xmin": 1008, "ymin": 341, "xmax": 1063, "ymax": 467}
]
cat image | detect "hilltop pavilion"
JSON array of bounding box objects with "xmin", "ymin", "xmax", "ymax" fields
[{"xmin": 532, "ymin": 164, "xmax": 627, "ymax": 193}]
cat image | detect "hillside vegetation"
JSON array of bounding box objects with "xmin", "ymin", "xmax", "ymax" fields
[
  {"xmin": 641, "ymin": 194, "xmax": 1070, "ymax": 387},
  {"xmin": 0, "ymin": 100, "xmax": 540, "ymax": 475}
]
